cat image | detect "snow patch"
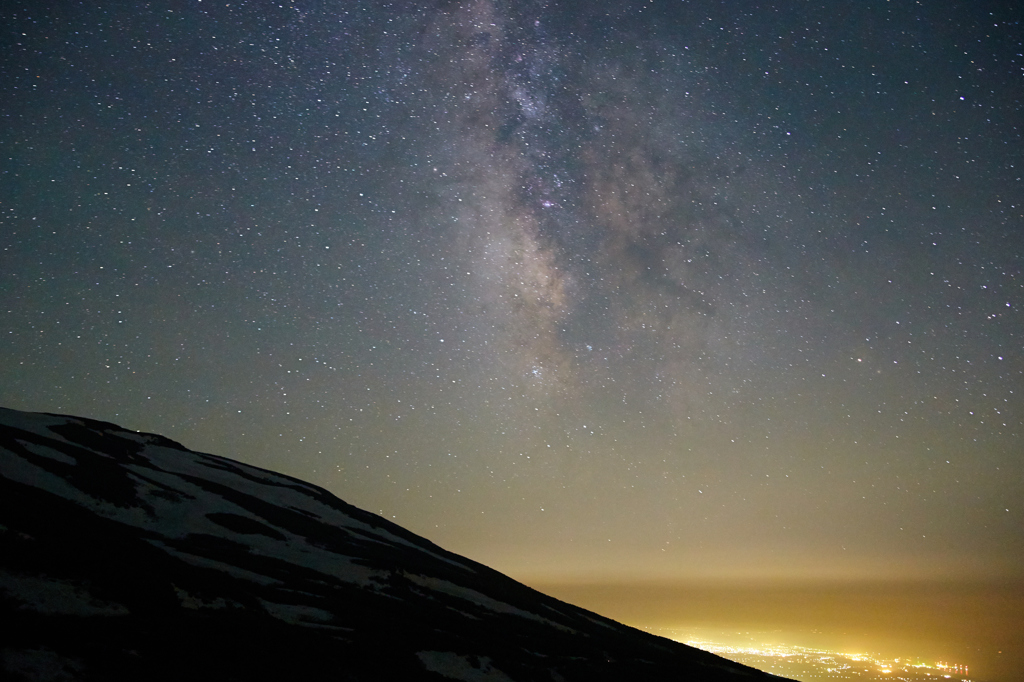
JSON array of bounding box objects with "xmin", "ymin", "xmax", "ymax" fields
[
  {"xmin": 13, "ymin": 439, "xmax": 76, "ymax": 465},
  {"xmin": 406, "ymin": 574, "xmax": 575, "ymax": 632},
  {"xmin": 0, "ymin": 570, "xmax": 129, "ymax": 617},
  {"xmin": 1, "ymin": 647, "xmax": 85, "ymax": 682},
  {"xmin": 0, "ymin": 450, "xmax": 152, "ymax": 527},
  {"xmin": 416, "ymin": 651, "xmax": 516, "ymax": 682},
  {"xmin": 172, "ymin": 584, "xmax": 233, "ymax": 610},
  {"xmin": 260, "ymin": 600, "xmax": 335, "ymax": 626},
  {"xmin": 406, "ymin": 574, "xmax": 544, "ymax": 622},
  {"xmin": 147, "ymin": 539, "xmax": 281, "ymax": 585}
]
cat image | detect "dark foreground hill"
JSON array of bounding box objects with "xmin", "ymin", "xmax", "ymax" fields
[{"xmin": 0, "ymin": 407, "xmax": 787, "ymax": 682}]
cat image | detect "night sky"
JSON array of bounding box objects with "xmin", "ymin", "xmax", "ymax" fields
[{"xmin": 2, "ymin": 0, "xmax": 1022, "ymax": 675}]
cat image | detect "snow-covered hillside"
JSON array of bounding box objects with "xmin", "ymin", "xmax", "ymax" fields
[{"xmin": 0, "ymin": 407, "xmax": 783, "ymax": 681}]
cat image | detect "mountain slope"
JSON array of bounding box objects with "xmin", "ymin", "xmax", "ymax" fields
[{"xmin": 0, "ymin": 407, "xmax": 786, "ymax": 681}]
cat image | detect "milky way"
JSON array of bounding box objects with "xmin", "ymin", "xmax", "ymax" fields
[{"xmin": 378, "ymin": 0, "xmax": 799, "ymax": 426}]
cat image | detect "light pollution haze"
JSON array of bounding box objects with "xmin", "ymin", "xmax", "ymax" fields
[{"xmin": 2, "ymin": 1, "xmax": 1022, "ymax": 680}]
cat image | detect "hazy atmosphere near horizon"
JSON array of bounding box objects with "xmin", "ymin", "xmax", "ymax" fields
[{"xmin": 2, "ymin": 1, "xmax": 1022, "ymax": 679}]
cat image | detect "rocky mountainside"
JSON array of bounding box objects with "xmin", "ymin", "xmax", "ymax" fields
[{"xmin": 0, "ymin": 407, "xmax": 787, "ymax": 681}]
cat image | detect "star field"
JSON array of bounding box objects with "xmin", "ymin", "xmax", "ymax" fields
[{"xmin": 2, "ymin": 1, "xmax": 1023, "ymax": 676}]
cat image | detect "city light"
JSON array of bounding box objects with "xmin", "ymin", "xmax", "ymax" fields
[{"xmin": 669, "ymin": 635, "xmax": 972, "ymax": 682}]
